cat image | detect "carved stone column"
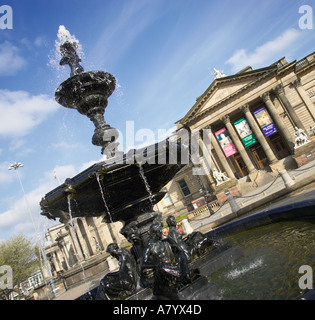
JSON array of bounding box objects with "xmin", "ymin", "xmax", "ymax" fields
[
  {"xmin": 240, "ymin": 104, "xmax": 278, "ymax": 163},
  {"xmin": 209, "ymin": 129, "xmax": 236, "ymax": 179},
  {"xmin": 67, "ymin": 224, "xmax": 85, "ymax": 261},
  {"xmin": 291, "ymin": 78, "xmax": 315, "ymax": 121},
  {"xmin": 198, "ymin": 135, "xmax": 215, "ymax": 185},
  {"xmin": 75, "ymin": 220, "xmax": 91, "ymax": 259},
  {"xmin": 81, "ymin": 218, "xmax": 98, "ymax": 255},
  {"xmin": 220, "ymin": 115, "xmax": 256, "ymax": 173},
  {"xmin": 274, "ymin": 84, "xmax": 306, "ymax": 131},
  {"xmin": 261, "ymin": 92, "xmax": 295, "ymax": 150},
  {"xmin": 56, "ymin": 247, "xmax": 70, "ymax": 270}
]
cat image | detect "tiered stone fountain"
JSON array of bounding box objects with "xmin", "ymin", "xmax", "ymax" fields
[{"xmin": 41, "ymin": 27, "xmax": 242, "ymax": 300}]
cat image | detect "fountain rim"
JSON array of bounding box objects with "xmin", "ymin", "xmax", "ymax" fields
[
  {"xmin": 55, "ymin": 70, "xmax": 116, "ymax": 110},
  {"xmin": 40, "ymin": 140, "xmax": 187, "ymax": 210}
]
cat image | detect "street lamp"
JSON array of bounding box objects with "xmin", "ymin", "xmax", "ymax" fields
[
  {"xmin": 8, "ymin": 162, "xmax": 56, "ymax": 295},
  {"xmin": 8, "ymin": 162, "xmax": 24, "ymax": 170}
]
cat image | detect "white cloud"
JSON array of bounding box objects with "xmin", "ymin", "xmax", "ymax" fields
[
  {"xmin": 0, "ymin": 164, "xmax": 77, "ymax": 238},
  {"xmin": 226, "ymin": 28, "xmax": 302, "ymax": 72},
  {"xmin": 0, "ymin": 89, "xmax": 59, "ymax": 139},
  {"xmin": 0, "ymin": 41, "xmax": 27, "ymax": 76}
]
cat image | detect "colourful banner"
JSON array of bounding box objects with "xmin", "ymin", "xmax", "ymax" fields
[
  {"xmin": 233, "ymin": 118, "xmax": 256, "ymax": 148},
  {"xmin": 215, "ymin": 128, "xmax": 238, "ymax": 157},
  {"xmin": 254, "ymin": 107, "xmax": 277, "ymax": 137}
]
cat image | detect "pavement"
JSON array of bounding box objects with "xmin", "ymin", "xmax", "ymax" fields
[
  {"xmin": 53, "ymin": 272, "xmax": 105, "ymax": 300},
  {"xmin": 190, "ymin": 159, "xmax": 315, "ymax": 233},
  {"xmin": 53, "ymin": 159, "xmax": 315, "ymax": 300}
]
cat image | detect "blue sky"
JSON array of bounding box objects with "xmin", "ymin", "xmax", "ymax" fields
[{"xmin": 0, "ymin": 0, "xmax": 314, "ymax": 242}]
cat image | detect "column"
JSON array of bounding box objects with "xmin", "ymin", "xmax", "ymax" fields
[
  {"xmin": 75, "ymin": 220, "xmax": 91, "ymax": 259},
  {"xmin": 81, "ymin": 218, "xmax": 98, "ymax": 255},
  {"xmin": 261, "ymin": 92, "xmax": 295, "ymax": 150},
  {"xmin": 52, "ymin": 250, "xmax": 63, "ymax": 272},
  {"xmin": 67, "ymin": 224, "xmax": 84, "ymax": 261},
  {"xmin": 198, "ymin": 137, "xmax": 215, "ymax": 187},
  {"xmin": 274, "ymin": 84, "xmax": 306, "ymax": 131},
  {"xmin": 220, "ymin": 115, "xmax": 256, "ymax": 173},
  {"xmin": 198, "ymin": 129, "xmax": 217, "ymax": 186},
  {"xmin": 209, "ymin": 129, "xmax": 236, "ymax": 179},
  {"xmin": 240, "ymin": 104, "xmax": 278, "ymax": 163},
  {"xmin": 291, "ymin": 78, "xmax": 315, "ymax": 121},
  {"xmin": 91, "ymin": 217, "xmax": 105, "ymax": 251},
  {"xmin": 56, "ymin": 243, "xmax": 70, "ymax": 270}
]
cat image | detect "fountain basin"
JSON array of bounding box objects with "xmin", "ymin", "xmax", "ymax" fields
[
  {"xmin": 40, "ymin": 141, "xmax": 186, "ymax": 224},
  {"xmin": 55, "ymin": 71, "xmax": 116, "ymax": 113},
  {"xmin": 205, "ymin": 199, "xmax": 315, "ymax": 300}
]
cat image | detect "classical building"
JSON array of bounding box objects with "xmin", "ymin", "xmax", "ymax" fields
[
  {"xmin": 157, "ymin": 51, "xmax": 315, "ymax": 214},
  {"xmin": 44, "ymin": 217, "xmax": 124, "ymax": 277}
]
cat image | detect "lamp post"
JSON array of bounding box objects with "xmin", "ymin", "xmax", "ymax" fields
[{"xmin": 8, "ymin": 162, "xmax": 56, "ymax": 295}]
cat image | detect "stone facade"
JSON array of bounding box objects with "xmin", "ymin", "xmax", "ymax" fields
[
  {"xmin": 44, "ymin": 217, "xmax": 124, "ymax": 278},
  {"xmin": 156, "ymin": 52, "xmax": 315, "ymax": 217}
]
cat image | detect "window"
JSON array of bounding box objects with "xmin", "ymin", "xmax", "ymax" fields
[
  {"xmin": 178, "ymin": 179, "xmax": 191, "ymax": 197},
  {"xmin": 162, "ymin": 188, "xmax": 173, "ymax": 206}
]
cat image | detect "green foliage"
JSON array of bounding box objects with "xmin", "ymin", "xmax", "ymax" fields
[{"xmin": 0, "ymin": 234, "xmax": 39, "ymax": 300}]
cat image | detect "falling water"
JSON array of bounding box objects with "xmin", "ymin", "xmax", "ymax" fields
[
  {"xmin": 66, "ymin": 194, "xmax": 90, "ymax": 294},
  {"xmin": 95, "ymin": 172, "xmax": 119, "ymax": 244},
  {"xmin": 95, "ymin": 173, "xmax": 114, "ymax": 224},
  {"xmin": 139, "ymin": 165, "xmax": 154, "ymax": 206}
]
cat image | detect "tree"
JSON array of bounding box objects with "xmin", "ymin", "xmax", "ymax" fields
[{"xmin": 0, "ymin": 234, "xmax": 39, "ymax": 300}]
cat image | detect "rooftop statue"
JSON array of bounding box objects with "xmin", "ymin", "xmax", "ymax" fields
[{"xmin": 213, "ymin": 67, "xmax": 226, "ymax": 79}]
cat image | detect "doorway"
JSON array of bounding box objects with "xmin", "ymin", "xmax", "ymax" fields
[
  {"xmin": 269, "ymin": 134, "xmax": 290, "ymax": 159},
  {"xmin": 251, "ymin": 145, "xmax": 269, "ymax": 169},
  {"xmin": 233, "ymin": 154, "xmax": 249, "ymax": 177}
]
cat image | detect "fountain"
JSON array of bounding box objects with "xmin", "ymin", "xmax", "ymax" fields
[
  {"xmin": 40, "ymin": 27, "xmax": 315, "ymax": 300},
  {"xmin": 41, "ymin": 26, "xmax": 240, "ymax": 300}
]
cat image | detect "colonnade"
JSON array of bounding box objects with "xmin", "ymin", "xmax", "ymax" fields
[
  {"xmin": 45, "ymin": 217, "xmax": 122, "ymax": 274},
  {"xmin": 199, "ymin": 80, "xmax": 315, "ymax": 181}
]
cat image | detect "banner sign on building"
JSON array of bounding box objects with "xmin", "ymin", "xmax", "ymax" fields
[
  {"xmin": 215, "ymin": 128, "xmax": 238, "ymax": 157},
  {"xmin": 254, "ymin": 107, "xmax": 277, "ymax": 137},
  {"xmin": 233, "ymin": 118, "xmax": 257, "ymax": 148}
]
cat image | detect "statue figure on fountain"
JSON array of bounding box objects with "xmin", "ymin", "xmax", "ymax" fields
[
  {"xmin": 166, "ymin": 215, "xmax": 213, "ymax": 262},
  {"xmin": 212, "ymin": 168, "xmax": 230, "ymax": 185},
  {"xmin": 140, "ymin": 223, "xmax": 194, "ymax": 296},
  {"xmin": 294, "ymin": 126, "xmax": 310, "ymax": 149},
  {"xmin": 120, "ymin": 221, "xmax": 144, "ymax": 263},
  {"xmin": 59, "ymin": 41, "xmax": 84, "ymax": 77},
  {"xmin": 96, "ymin": 243, "xmax": 138, "ymax": 300}
]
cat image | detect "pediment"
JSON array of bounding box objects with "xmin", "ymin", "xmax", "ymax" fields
[
  {"xmin": 180, "ymin": 65, "xmax": 277, "ymax": 125},
  {"xmin": 199, "ymin": 77, "xmax": 253, "ymax": 113}
]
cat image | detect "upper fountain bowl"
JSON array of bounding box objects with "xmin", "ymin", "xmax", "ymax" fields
[{"xmin": 55, "ymin": 71, "xmax": 116, "ymax": 116}]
